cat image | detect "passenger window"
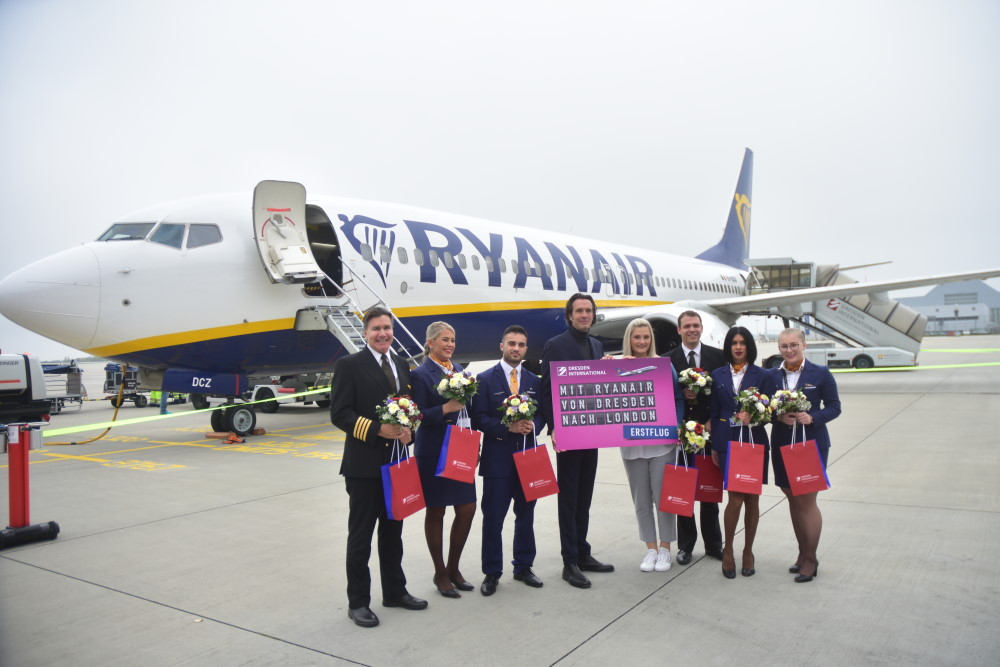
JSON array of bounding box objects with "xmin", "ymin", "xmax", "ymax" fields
[
  {"xmin": 380, "ymin": 246, "xmax": 391, "ymax": 262},
  {"xmin": 397, "ymin": 247, "xmax": 409, "ymax": 264},
  {"xmin": 471, "ymin": 255, "xmax": 480, "ymax": 271},
  {"xmin": 186, "ymin": 224, "xmax": 222, "ymax": 248},
  {"xmin": 360, "ymin": 244, "xmax": 374, "ymax": 262},
  {"xmin": 414, "ymin": 248, "xmax": 425, "ymax": 266},
  {"xmin": 499, "ymin": 258, "xmax": 507, "ymax": 273},
  {"xmin": 149, "ymin": 223, "xmax": 185, "ymax": 249},
  {"xmin": 98, "ymin": 222, "xmax": 155, "ymax": 241},
  {"xmin": 429, "ymin": 250, "xmax": 440, "ymax": 267},
  {"xmin": 457, "ymin": 254, "xmax": 467, "ymax": 269},
  {"xmin": 443, "ymin": 251, "xmax": 454, "ymax": 269},
  {"xmin": 485, "ymin": 257, "xmax": 494, "ymax": 272}
]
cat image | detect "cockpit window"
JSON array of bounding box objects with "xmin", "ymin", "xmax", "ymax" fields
[
  {"xmin": 187, "ymin": 224, "xmax": 222, "ymax": 248},
  {"xmin": 97, "ymin": 222, "xmax": 155, "ymax": 241},
  {"xmin": 149, "ymin": 223, "xmax": 185, "ymax": 249}
]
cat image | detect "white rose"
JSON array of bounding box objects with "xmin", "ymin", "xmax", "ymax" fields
[{"xmin": 387, "ymin": 404, "xmax": 400, "ymax": 414}]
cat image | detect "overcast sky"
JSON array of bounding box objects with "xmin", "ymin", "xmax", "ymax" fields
[{"xmin": 1, "ymin": 0, "xmax": 998, "ymax": 359}]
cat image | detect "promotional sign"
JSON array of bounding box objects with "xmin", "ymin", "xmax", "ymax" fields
[{"xmin": 549, "ymin": 358, "xmax": 677, "ymax": 450}]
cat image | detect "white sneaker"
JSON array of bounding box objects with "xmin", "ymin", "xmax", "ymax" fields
[
  {"xmin": 640, "ymin": 549, "xmax": 657, "ymax": 572},
  {"xmin": 654, "ymin": 548, "xmax": 672, "ymax": 572}
]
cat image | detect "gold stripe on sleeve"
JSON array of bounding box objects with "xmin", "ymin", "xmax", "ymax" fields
[{"xmin": 353, "ymin": 417, "xmax": 372, "ymax": 441}]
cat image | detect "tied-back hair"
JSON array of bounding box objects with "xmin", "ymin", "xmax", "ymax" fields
[
  {"xmin": 779, "ymin": 327, "xmax": 805, "ymax": 343},
  {"xmin": 424, "ymin": 321, "xmax": 455, "ymax": 355},
  {"xmin": 723, "ymin": 326, "xmax": 758, "ymax": 365},
  {"xmin": 622, "ymin": 318, "xmax": 656, "ymax": 358}
]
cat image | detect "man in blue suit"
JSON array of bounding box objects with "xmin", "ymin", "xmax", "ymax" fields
[
  {"xmin": 470, "ymin": 325, "xmax": 547, "ymax": 596},
  {"xmin": 540, "ymin": 293, "xmax": 615, "ymax": 589}
]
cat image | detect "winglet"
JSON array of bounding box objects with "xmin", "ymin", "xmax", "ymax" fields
[{"xmin": 695, "ymin": 148, "xmax": 754, "ymax": 269}]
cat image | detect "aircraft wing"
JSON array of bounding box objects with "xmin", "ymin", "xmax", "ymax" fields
[{"xmin": 706, "ymin": 267, "xmax": 1000, "ymax": 315}]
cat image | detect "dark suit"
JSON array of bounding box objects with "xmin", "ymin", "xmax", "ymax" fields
[
  {"xmin": 470, "ymin": 362, "xmax": 546, "ymax": 578},
  {"xmin": 540, "ymin": 328, "xmax": 604, "ymax": 566},
  {"xmin": 769, "ymin": 361, "xmax": 841, "ymax": 488},
  {"xmin": 330, "ymin": 347, "xmax": 412, "ymax": 609},
  {"xmin": 669, "ymin": 343, "xmax": 725, "ymax": 556}
]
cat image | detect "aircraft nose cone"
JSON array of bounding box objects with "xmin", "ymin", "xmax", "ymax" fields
[{"xmin": 0, "ymin": 245, "xmax": 101, "ymax": 350}]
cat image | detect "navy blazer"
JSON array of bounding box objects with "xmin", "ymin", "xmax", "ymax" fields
[
  {"xmin": 470, "ymin": 363, "xmax": 546, "ymax": 478},
  {"xmin": 709, "ymin": 364, "xmax": 774, "ymax": 451},
  {"xmin": 769, "ymin": 361, "xmax": 841, "ymax": 451},
  {"xmin": 411, "ymin": 357, "xmax": 466, "ymax": 460},
  {"xmin": 540, "ymin": 328, "xmax": 604, "ymax": 433},
  {"xmin": 330, "ymin": 349, "xmax": 413, "ymax": 479}
]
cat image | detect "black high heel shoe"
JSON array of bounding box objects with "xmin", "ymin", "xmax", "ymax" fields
[
  {"xmin": 789, "ymin": 559, "xmax": 817, "ymax": 574},
  {"xmin": 741, "ymin": 554, "xmax": 755, "ymax": 577},
  {"xmin": 794, "ymin": 562, "xmax": 819, "ymax": 583}
]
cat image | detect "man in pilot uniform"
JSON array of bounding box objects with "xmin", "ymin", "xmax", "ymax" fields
[{"xmin": 330, "ymin": 306, "xmax": 428, "ymax": 627}]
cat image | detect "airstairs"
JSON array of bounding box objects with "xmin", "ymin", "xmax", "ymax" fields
[
  {"xmin": 294, "ymin": 263, "xmax": 424, "ymax": 368},
  {"xmin": 747, "ymin": 259, "xmax": 928, "ymax": 353}
]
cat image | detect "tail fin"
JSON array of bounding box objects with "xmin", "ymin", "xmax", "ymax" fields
[{"xmin": 695, "ymin": 148, "xmax": 753, "ymax": 269}]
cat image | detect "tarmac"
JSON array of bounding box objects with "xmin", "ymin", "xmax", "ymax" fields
[{"xmin": 2, "ymin": 335, "xmax": 998, "ymax": 666}]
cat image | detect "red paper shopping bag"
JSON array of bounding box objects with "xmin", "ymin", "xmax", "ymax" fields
[
  {"xmin": 659, "ymin": 464, "xmax": 697, "ymax": 516},
  {"xmin": 514, "ymin": 444, "xmax": 559, "ymax": 502},
  {"xmin": 781, "ymin": 440, "xmax": 830, "ymax": 496},
  {"xmin": 694, "ymin": 454, "xmax": 724, "ymax": 503},
  {"xmin": 435, "ymin": 425, "xmax": 481, "ymax": 484},
  {"xmin": 381, "ymin": 450, "xmax": 426, "ymax": 520},
  {"xmin": 724, "ymin": 441, "xmax": 765, "ymax": 495}
]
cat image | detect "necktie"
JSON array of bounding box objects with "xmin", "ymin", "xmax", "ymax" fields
[
  {"xmin": 687, "ymin": 350, "xmax": 696, "ymax": 368},
  {"xmin": 381, "ymin": 354, "xmax": 397, "ymax": 393},
  {"xmin": 509, "ymin": 368, "xmax": 519, "ymax": 395}
]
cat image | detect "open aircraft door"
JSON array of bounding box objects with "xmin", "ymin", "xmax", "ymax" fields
[{"xmin": 253, "ymin": 180, "xmax": 323, "ymax": 284}]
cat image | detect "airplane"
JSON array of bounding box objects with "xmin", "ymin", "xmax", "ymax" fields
[{"xmin": 1, "ymin": 148, "xmax": 998, "ymax": 435}]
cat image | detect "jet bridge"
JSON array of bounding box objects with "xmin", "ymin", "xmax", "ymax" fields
[{"xmin": 747, "ymin": 259, "xmax": 927, "ymax": 354}]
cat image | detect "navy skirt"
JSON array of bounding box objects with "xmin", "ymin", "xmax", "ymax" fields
[{"xmin": 416, "ymin": 455, "xmax": 477, "ymax": 507}]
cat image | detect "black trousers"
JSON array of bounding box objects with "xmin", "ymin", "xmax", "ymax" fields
[
  {"xmin": 677, "ymin": 501, "xmax": 722, "ymax": 554},
  {"xmin": 344, "ymin": 476, "xmax": 407, "ymax": 608},
  {"xmin": 555, "ymin": 448, "xmax": 598, "ymax": 566}
]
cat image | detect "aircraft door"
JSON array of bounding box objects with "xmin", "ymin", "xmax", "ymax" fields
[{"xmin": 253, "ymin": 180, "xmax": 323, "ymax": 284}]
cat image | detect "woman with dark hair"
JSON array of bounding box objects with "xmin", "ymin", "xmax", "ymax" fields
[
  {"xmin": 411, "ymin": 321, "xmax": 477, "ymax": 598},
  {"xmin": 709, "ymin": 326, "xmax": 774, "ymax": 579}
]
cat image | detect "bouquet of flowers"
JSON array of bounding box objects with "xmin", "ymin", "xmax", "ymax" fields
[
  {"xmin": 376, "ymin": 394, "xmax": 423, "ymax": 431},
  {"xmin": 734, "ymin": 387, "xmax": 772, "ymax": 427},
  {"xmin": 771, "ymin": 389, "xmax": 812, "ymax": 415},
  {"xmin": 679, "ymin": 420, "xmax": 709, "ymax": 454},
  {"xmin": 678, "ymin": 367, "xmax": 713, "ymax": 399},
  {"xmin": 499, "ymin": 394, "xmax": 538, "ymax": 425},
  {"xmin": 437, "ymin": 370, "xmax": 479, "ymax": 405}
]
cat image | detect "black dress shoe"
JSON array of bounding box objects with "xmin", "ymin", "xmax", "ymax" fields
[
  {"xmin": 705, "ymin": 549, "xmax": 724, "ymax": 561},
  {"xmin": 578, "ymin": 555, "xmax": 615, "ymax": 573},
  {"xmin": 676, "ymin": 550, "xmax": 692, "ymax": 565},
  {"xmin": 348, "ymin": 606, "xmax": 379, "ymax": 628},
  {"xmin": 562, "ymin": 564, "xmax": 592, "ymax": 589},
  {"xmin": 451, "ymin": 578, "xmax": 475, "ymax": 592},
  {"xmin": 382, "ymin": 593, "xmax": 428, "ymax": 610},
  {"xmin": 794, "ymin": 562, "xmax": 819, "ymax": 583},
  {"xmin": 513, "ymin": 568, "xmax": 544, "ymax": 588},
  {"xmin": 481, "ymin": 574, "xmax": 499, "ymax": 596},
  {"xmin": 788, "ymin": 564, "xmax": 800, "ymax": 573},
  {"xmin": 722, "ymin": 567, "xmax": 736, "ymax": 579},
  {"xmin": 436, "ymin": 585, "xmax": 460, "ymax": 599}
]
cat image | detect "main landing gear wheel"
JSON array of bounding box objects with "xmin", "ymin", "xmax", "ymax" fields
[
  {"xmin": 223, "ymin": 404, "xmax": 257, "ymax": 436},
  {"xmin": 191, "ymin": 394, "xmax": 210, "ymax": 410},
  {"xmin": 257, "ymin": 388, "xmax": 279, "ymax": 414}
]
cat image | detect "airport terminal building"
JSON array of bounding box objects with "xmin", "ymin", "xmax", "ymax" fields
[{"xmin": 898, "ymin": 280, "xmax": 1000, "ymax": 335}]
